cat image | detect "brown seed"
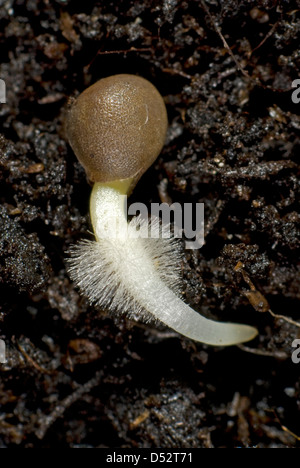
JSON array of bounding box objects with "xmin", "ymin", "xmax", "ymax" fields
[{"xmin": 66, "ymin": 74, "xmax": 168, "ymax": 185}]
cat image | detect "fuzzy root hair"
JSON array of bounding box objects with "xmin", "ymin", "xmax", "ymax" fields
[{"xmin": 66, "ymin": 216, "xmax": 183, "ymax": 322}]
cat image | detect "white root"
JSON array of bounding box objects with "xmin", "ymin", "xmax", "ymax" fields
[{"xmin": 67, "ymin": 182, "xmax": 258, "ymax": 346}]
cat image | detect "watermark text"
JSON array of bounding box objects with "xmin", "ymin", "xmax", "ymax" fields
[
  {"xmin": 0, "ymin": 79, "xmax": 6, "ymax": 104},
  {"xmin": 0, "ymin": 339, "xmax": 6, "ymax": 363},
  {"xmin": 292, "ymin": 79, "xmax": 300, "ymax": 104},
  {"xmin": 100, "ymin": 197, "xmax": 205, "ymax": 249},
  {"xmin": 291, "ymin": 339, "xmax": 300, "ymax": 364}
]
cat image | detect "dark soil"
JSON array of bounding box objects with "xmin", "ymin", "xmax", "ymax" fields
[{"xmin": 0, "ymin": 0, "xmax": 300, "ymax": 448}]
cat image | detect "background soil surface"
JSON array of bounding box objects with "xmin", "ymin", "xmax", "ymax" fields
[{"xmin": 0, "ymin": 0, "xmax": 299, "ymax": 448}]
